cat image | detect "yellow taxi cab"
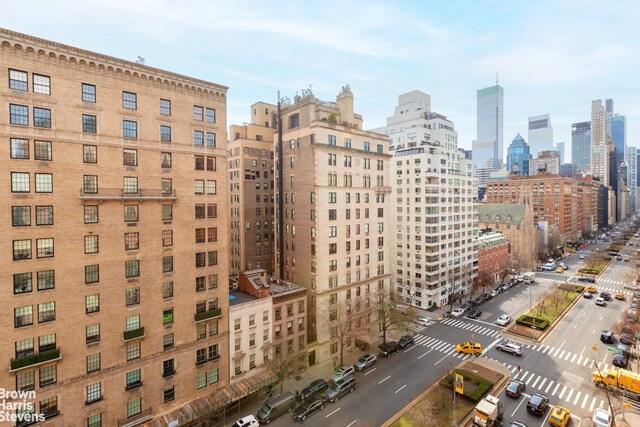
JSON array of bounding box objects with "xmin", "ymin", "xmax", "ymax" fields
[
  {"xmin": 566, "ymin": 248, "xmax": 576, "ymax": 253},
  {"xmin": 615, "ymin": 292, "xmax": 625, "ymax": 300},
  {"xmin": 455, "ymin": 342, "xmax": 482, "ymax": 355},
  {"xmin": 556, "ymin": 267, "xmax": 564, "ymax": 273},
  {"xmin": 549, "ymin": 406, "xmax": 571, "ymax": 427},
  {"xmin": 586, "ymin": 285, "xmax": 597, "ymax": 293}
]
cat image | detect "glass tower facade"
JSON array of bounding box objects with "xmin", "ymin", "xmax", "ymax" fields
[
  {"xmin": 506, "ymin": 133, "xmax": 532, "ymax": 175},
  {"xmin": 571, "ymin": 121, "xmax": 591, "ymax": 173}
]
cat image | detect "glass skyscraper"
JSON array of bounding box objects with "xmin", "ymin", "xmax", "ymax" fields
[
  {"xmin": 473, "ymin": 84, "xmax": 504, "ymax": 199},
  {"xmin": 571, "ymin": 121, "xmax": 591, "ymax": 173},
  {"xmin": 506, "ymin": 133, "xmax": 532, "ymax": 175},
  {"xmin": 611, "ymin": 115, "xmax": 626, "ymax": 155}
]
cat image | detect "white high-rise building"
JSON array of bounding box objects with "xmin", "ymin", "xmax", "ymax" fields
[
  {"xmin": 373, "ymin": 91, "xmax": 477, "ymax": 309},
  {"xmin": 626, "ymin": 146, "xmax": 637, "ymax": 212},
  {"xmin": 473, "ymin": 84, "xmax": 504, "ymax": 200},
  {"xmin": 528, "ymin": 114, "xmax": 554, "ymax": 156},
  {"xmin": 591, "ymin": 100, "xmax": 611, "ymax": 187}
]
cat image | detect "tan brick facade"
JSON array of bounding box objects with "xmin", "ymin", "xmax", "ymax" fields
[{"xmin": 1, "ymin": 29, "xmax": 229, "ymax": 426}]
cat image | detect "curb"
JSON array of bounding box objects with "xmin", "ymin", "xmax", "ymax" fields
[{"xmin": 535, "ymin": 287, "xmax": 584, "ymax": 344}]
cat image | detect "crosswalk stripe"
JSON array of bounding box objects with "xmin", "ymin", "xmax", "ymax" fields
[
  {"xmin": 564, "ymin": 352, "xmax": 572, "ymax": 361},
  {"xmin": 565, "ymin": 388, "xmax": 574, "ymax": 402},
  {"xmin": 538, "ymin": 378, "xmax": 547, "ymax": 390},
  {"xmin": 526, "ymin": 372, "xmax": 536, "ymax": 384},
  {"xmin": 532, "ymin": 345, "xmax": 538, "ymax": 351},
  {"xmin": 552, "ymin": 383, "xmax": 561, "ymax": 396},
  {"xmin": 559, "ymin": 385, "xmax": 567, "ymax": 399},
  {"xmin": 581, "ymin": 394, "xmax": 589, "ymax": 409},
  {"xmin": 547, "ymin": 347, "xmax": 555, "ymax": 355},
  {"xmin": 589, "ymin": 397, "xmax": 596, "ymax": 412},
  {"xmin": 545, "ymin": 380, "xmax": 554, "ymax": 394},
  {"xmin": 582, "ymin": 358, "xmax": 589, "ymax": 366},
  {"xmin": 599, "ymin": 400, "xmax": 604, "ymax": 409},
  {"xmin": 570, "ymin": 354, "xmax": 577, "ymax": 363},
  {"xmin": 434, "ymin": 342, "xmax": 447, "ymax": 351},
  {"xmin": 531, "ymin": 376, "xmax": 541, "ymax": 389},
  {"xmin": 573, "ymin": 391, "xmax": 581, "ymax": 405},
  {"xmin": 559, "ymin": 350, "xmax": 566, "ymax": 359},
  {"xmin": 577, "ymin": 356, "xmax": 583, "ymax": 365},
  {"xmin": 553, "ymin": 347, "xmax": 561, "ymax": 357}
]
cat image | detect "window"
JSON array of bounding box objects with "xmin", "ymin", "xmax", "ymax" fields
[
  {"xmin": 10, "ymin": 104, "xmax": 29, "ymax": 125},
  {"xmin": 193, "ymin": 130, "xmax": 204, "ymax": 146},
  {"xmin": 82, "ymin": 83, "xmax": 96, "ymax": 102},
  {"xmin": 163, "ymin": 256, "xmax": 173, "ymax": 273},
  {"xmin": 36, "ymin": 270, "xmax": 54, "ymax": 291},
  {"xmin": 35, "ymin": 173, "xmax": 53, "ymax": 193},
  {"xmin": 208, "ymin": 227, "xmax": 217, "ymax": 242},
  {"xmin": 123, "ymin": 148, "xmax": 137, "ymax": 166},
  {"xmin": 363, "ymin": 141, "xmax": 370, "ymax": 151},
  {"xmin": 207, "ymin": 156, "xmax": 216, "ymax": 170},
  {"xmin": 14, "ymin": 272, "xmax": 32, "ymax": 294},
  {"xmin": 31, "ymin": 73, "xmax": 51, "ymax": 95},
  {"xmin": 16, "ymin": 371, "xmax": 35, "ymax": 392},
  {"xmin": 13, "ymin": 239, "xmax": 32, "ymax": 260},
  {"xmin": 162, "ymin": 204, "xmax": 172, "ymax": 221},
  {"xmin": 207, "ymin": 203, "xmax": 217, "ymax": 218},
  {"xmin": 195, "ymin": 228, "xmax": 205, "ymax": 243},
  {"xmin": 126, "ymin": 342, "xmax": 141, "ymax": 361},
  {"xmin": 39, "ymin": 365, "xmax": 57, "ymax": 387},
  {"xmin": 163, "ymin": 281, "xmax": 174, "ymax": 299},
  {"xmin": 206, "ymin": 108, "xmax": 216, "ymax": 123},
  {"xmin": 86, "ymin": 353, "xmax": 101, "ymax": 373},
  {"xmin": 123, "ymin": 177, "xmax": 138, "ymax": 194},
  {"xmin": 160, "ymin": 99, "xmax": 171, "ymax": 115},
  {"xmin": 9, "ymin": 69, "xmax": 28, "ymax": 91},
  {"xmin": 162, "ymin": 230, "xmax": 173, "ymax": 246},
  {"xmin": 162, "ymin": 178, "xmax": 173, "ymax": 195},
  {"xmin": 123, "ymin": 120, "xmax": 138, "ymax": 138},
  {"xmin": 163, "ymin": 386, "xmax": 175, "ymax": 403},
  {"xmin": 36, "ymin": 238, "xmax": 54, "ymax": 258},
  {"xmin": 209, "ymin": 274, "xmax": 218, "ymax": 289},
  {"xmin": 83, "ymin": 114, "xmax": 97, "ymax": 133},
  {"xmin": 126, "ymin": 369, "xmax": 142, "ymax": 389},
  {"xmin": 207, "ymin": 180, "xmax": 217, "ymax": 195},
  {"xmin": 163, "ymin": 333, "xmax": 174, "ymax": 350},
  {"xmin": 195, "ymin": 180, "xmax": 204, "ymax": 194},
  {"xmin": 163, "ymin": 308, "xmax": 174, "ymax": 325},
  {"xmin": 11, "ymin": 172, "xmax": 30, "ymax": 192},
  {"xmin": 86, "ymin": 383, "xmax": 102, "ymax": 404},
  {"xmin": 86, "ymin": 295, "xmax": 100, "ymax": 314},
  {"xmin": 194, "ymin": 105, "xmax": 204, "ymax": 121},
  {"xmin": 38, "ymin": 302, "xmax": 55, "ymax": 323},
  {"xmin": 85, "ymin": 265, "xmax": 99, "ymax": 284},
  {"xmin": 83, "ymin": 145, "xmax": 98, "ymax": 163},
  {"xmin": 12, "ymin": 206, "xmax": 31, "ymax": 227},
  {"xmin": 87, "ymin": 413, "xmax": 102, "ymax": 427},
  {"xmin": 208, "ymin": 251, "xmax": 218, "ymax": 266},
  {"xmin": 124, "ymin": 205, "xmax": 138, "ymax": 222},
  {"xmin": 86, "ymin": 324, "xmax": 100, "ymax": 344},
  {"xmin": 160, "ymin": 125, "xmax": 171, "ymax": 142},
  {"xmin": 125, "ymin": 260, "xmax": 140, "ymax": 278},
  {"xmin": 34, "ymin": 140, "xmax": 52, "ymax": 160},
  {"xmin": 10, "ymin": 138, "xmax": 29, "ymax": 159},
  {"xmin": 206, "ymin": 132, "xmax": 216, "ymax": 147},
  {"xmin": 85, "ymin": 205, "xmax": 99, "ymax": 224},
  {"xmin": 83, "ymin": 175, "xmax": 98, "ymax": 193},
  {"xmin": 33, "ymin": 107, "xmax": 51, "ymax": 128},
  {"xmin": 160, "ymin": 153, "xmax": 171, "ymax": 169},
  {"xmin": 328, "ymin": 135, "xmax": 336, "ymax": 146},
  {"xmin": 122, "ymin": 92, "xmax": 137, "ymax": 109},
  {"xmin": 85, "ymin": 235, "xmax": 99, "ymax": 254}
]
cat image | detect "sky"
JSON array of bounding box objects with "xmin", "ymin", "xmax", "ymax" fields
[{"xmin": 2, "ymin": 0, "xmax": 639, "ymax": 159}]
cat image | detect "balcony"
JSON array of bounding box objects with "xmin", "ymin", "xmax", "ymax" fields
[
  {"xmin": 80, "ymin": 188, "xmax": 177, "ymax": 202},
  {"xmin": 118, "ymin": 408, "xmax": 153, "ymax": 427},
  {"xmin": 375, "ymin": 186, "xmax": 392, "ymax": 193},
  {"xmin": 194, "ymin": 308, "xmax": 222, "ymax": 323},
  {"xmin": 123, "ymin": 327, "xmax": 145, "ymax": 341},
  {"xmin": 10, "ymin": 348, "xmax": 61, "ymax": 372}
]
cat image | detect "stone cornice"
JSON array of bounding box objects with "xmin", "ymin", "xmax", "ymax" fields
[{"xmin": 1, "ymin": 27, "xmax": 227, "ymax": 98}]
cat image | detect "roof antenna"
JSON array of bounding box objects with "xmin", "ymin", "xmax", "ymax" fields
[{"xmin": 496, "ymin": 71, "xmax": 499, "ymax": 85}]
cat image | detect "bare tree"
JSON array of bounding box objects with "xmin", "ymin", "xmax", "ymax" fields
[
  {"xmin": 475, "ymin": 270, "xmax": 494, "ymax": 296},
  {"xmin": 265, "ymin": 345, "xmax": 305, "ymax": 394},
  {"xmin": 583, "ymin": 252, "xmax": 605, "ymax": 272},
  {"xmin": 320, "ymin": 299, "xmax": 370, "ymax": 367},
  {"xmin": 377, "ymin": 291, "xmax": 416, "ymax": 345}
]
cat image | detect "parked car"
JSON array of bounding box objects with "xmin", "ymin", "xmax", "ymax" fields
[
  {"xmin": 600, "ymin": 291, "xmax": 611, "ymax": 301},
  {"xmin": 292, "ymin": 397, "xmax": 326, "ymax": 422},
  {"xmin": 378, "ymin": 341, "xmax": 400, "ymax": 357},
  {"xmin": 496, "ymin": 314, "xmax": 511, "ymax": 326},
  {"xmin": 579, "ymin": 255, "xmax": 586, "ymax": 259},
  {"xmin": 623, "ymin": 284, "xmax": 639, "ymax": 290},
  {"xmin": 489, "ymin": 290, "xmax": 500, "ymax": 297},
  {"xmin": 584, "ymin": 292, "xmax": 593, "ymax": 299},
  {"xmin": 612, "ymin": 353, "xmax": 629, "ymax": 368},
  {"xmin": 600, "ymin": 330, "xmax": 615, "ymax": 344},
  {"xmin": 232, "ymin": 415, "xmax": 259, "ymax": 427},
  {"xmin": 496, "ymin": 340, "xmax": 523, "ymax": 356},
  {"xmin": 505, "ymin": 379, "xmax": 526, "ymax": 398},
  {"xmin": 455, "ymin": 342, "xmax": 482, "ymax": 355},
  {"xmin": 466, "ymin": 309, "xmax": 482, "ymax": 319},
  {"xmin": 592, "ymin": 408, "xmax": 612, "ymax": 427},
  {"xmin": 579, "ymin": 276, "xmax": 596, "ymax": 283},
  {"xmin": 398, "ymin": 335, "xmax": 415, "ymax": 349},
  {"xmin": 620, "ymin": 333, "xmax": 636, "ymax": 346},
  {"xmin": 298, "ymin": 379, "xmax": 328, "ymax": 402},
  {"xmin": 354, "ymin": 353, "xmax": 376, "ymax": 371},
  {"xmin": 256, "ymin": 392, "xmax": 296, "ymax": 424},
  {"xmin": 324, "ymin": 376, "xmax": 356, "ymax": 403},
  {"xmin": 331, "ymin": 365, "xmax": 354, "ymax": 382},
  {"xmin": 595, "ymin": 297, "xmax": 605, "ymax": 306},
  {"xmin": 451, "ymin": 308, "xmax": 466, "ymax": 318},
  {"xmin": 414, "ymin": 316, "xmax": 430, "ymax": 327},
  {"xmin": 526, "ymin": 393, "xmax": 549, "ymax": 416}
]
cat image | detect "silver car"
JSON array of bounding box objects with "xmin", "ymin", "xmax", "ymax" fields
[
  {"xmin": 496, "ymin": 340, "xmax": 523, "ymax": 356},
  {"xmin": 353, "ymin": 353, "xmax": 376, "ymax": 371},
  {"xmin": 331, "ymin": 365, "xmax": 355, "ymax": 382}
]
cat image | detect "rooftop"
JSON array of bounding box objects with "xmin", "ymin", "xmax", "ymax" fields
[
  {"xmin": 478, "ymin": 204, "xmax": 527, "ymax": 225},
  {"xmin": 478, "ymin": 232, "xmax": 509, "ymax": 249},
  {"xmin": 229, "ymin": 290, "xmax": 260, "ymax": 307}
]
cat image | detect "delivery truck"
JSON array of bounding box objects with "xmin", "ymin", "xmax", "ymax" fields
[
  {"xmin": 473, "ymin": 395, "xmax": 503, "ymax": 427},
  {"xmin": 523, "ymin": 272, "xmax": 536, "ymax": 284},
  {"xmin": 593, "ymin": 368, "xmax": 640, "ymax": 396}
]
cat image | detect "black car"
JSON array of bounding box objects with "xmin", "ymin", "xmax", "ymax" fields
[
  {"xmin": 510, "ymin": 422, "xmax": 528, "ymax": 427},
  {"xmin": 467, "ymin": 309, "xmax": 482, "ymax": 319},
  {"xmin": 578, "ymin": 276, "xmax": 596, "ymax": 283},
  {"xmin": 398, "ymin": 335, "xmax": 415, "ymax": 349},
  {"xmin": 613, "ymin": 353, "xmax": 629, "ymax": 368},
  {"xmin": 379, "ymin": 341, "xmax": 400, "ymax": 357},
  {"xmin": 292, "ymin": 397, "xmax": 326, "ymax": 422},
  {"xmin": 298, "ymin": 379, "xmax": 328, "ymax": 402},
  {"xmin": 505, "ymin": 379, "xmax": 526, "ymax": 398},
  {"xmin": 526, "ymin": 393, "xmax": 549, "ymax": 416},
  {"xmin": 620, "ymin": 333, "xmax": 636, "ymax": 346},
  {"xmin": 600, "ymin": 330, "xmax": 615, "ymax": 344},
  {"xmin": 600, "ymin": 292, "xmax": 611, "ymax": 301}
]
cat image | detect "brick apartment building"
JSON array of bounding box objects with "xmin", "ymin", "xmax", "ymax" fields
[
  {"xmin": 476, "ymin": 232, "xmax": 510, "ymax": 284},
  {"xmin": 1, "ymin": 29, "xmax": 230, "ymax": 427}
]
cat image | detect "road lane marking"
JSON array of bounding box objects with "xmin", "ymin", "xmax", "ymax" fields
[
  {"xmin": 573, "ymin": 324, "xmax": 577, "ymax": 329},
  {"xmin": 434, "ymin": 354, "xmax": 448, "ymax": 365},
  {"xmin": 552, "ymin": 383, "xmax": 561, "ymax": 396},
  {"xmin": 325, "ymin": 408, "xmax": 340, "ymax": 418},
  {"xmin": 565, "ymin": 388, "xmax": 574, "ymax": 402},
  {"xmin": 531, "ymin": 376, "xmax": 541, "ymax": 389},
  {"xmin": 571, "ymin": 354, "xmax": 577, "ymax": 363},
  {"xmin": 404, "ymin": 345, "xmax": 417, "ymax": 353},
  {"xmin": 553, "ymin": 347, "xmax": 561, "ymax": 357},
  {"xmin": 573, "ymin": 391, "xmax": 581, "ymax": 405},
  {"xmin": 592, "ymin": 328, "xmax": 596, "ymax": 334},
  {"xmin": 538, "ymin": 378, "xmax": 547, "ymax": 390},
  {"xmin": 581, "ymin": 394, "xmax": 589, "ymax": 409},
  {"xmin": 482, "ymin": 337, "xmax": 502, "ymax": 356},
  {"xmin": 600, "ymin": 316, "xmax": 603, "ymax": 321},
  {"xmin": 510, "ymin": 394, "xmax": 527, "ymax": 417},
  {"xmin": 564, "ymin": 352, "xmax": 572, "ymax": 361},
  {"xmin": 378, "ymin": 376, "xmax": 391, "ymax": 384},
  {"xmin": 526, "ymin": 372, "xmax": 536, "ymax": 384},
  {"xmin": 346, "ymin": 421, "xmax": 357, "ymax": 427},
  {"xmin": 544, "ymin": 380, "xmax": 554, "ymax": 393},
  {"xmin": 559, "ymin": 385, "xmax": 567, "ymax": 399},
  {"xmin": 559, "ymin": 350, "xmax": 566, "ymax": 359},
  {"xmin": 580, "ymin": 346, "xmax": 585, "ymax": 357},
  {"xmin": 589, "ymin": 397, "xmax": 597, "ymax": 411},
  {"xmin": 395, "ymin": 385, "xmax": 407, "ymax": 394},
  {"xmin": 601, "ymin": 354, "xmax": 607, "ymax": 365},
  {"xmin": 418, "ymin": 349, "xmax": 433, "ymax": 360},
  {"xmin": 364, "ymin": 368, "xmax": 377, "ymax": 376}
]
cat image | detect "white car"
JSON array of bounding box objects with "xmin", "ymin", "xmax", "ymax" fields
[
  {"xmin": 592, "ymin": 408, "xmax": 612, "ymax": 427},
  {"xmin": 232, "ymin": 415, "xmax": 259, "ymax": 427},
  {"xmin": 451, "ymin": 308, "xmax": 466, "ymax": 318},
  {"xmin": 624, "ymin": 284, "xmax": 640, "ymax": 291},
  {"xmin": 414, "ymin": 316, "xmax": 430, "ymax": 327},
  {"xmin": 489, "ymin": 290, "xmax": 500, "ymax": 297},
  {"xmin": 595, "ymin": 297, "xmax": 605, "ymax": 306},
  {"xmin": 579, "ymin": 255, "xmax": 586, "ymax": 259},
  {"xmin": 496, "ymin": 314, "xmax": 511, "ymax": 326},
  {"xmin": 514, "ymin": 274, "xmax": 524, "ymax": 282}
]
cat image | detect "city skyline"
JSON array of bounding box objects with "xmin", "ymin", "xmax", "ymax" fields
[{"xmin": 1, "ymin": 1, "xmax": 638, "ymax": 153}]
